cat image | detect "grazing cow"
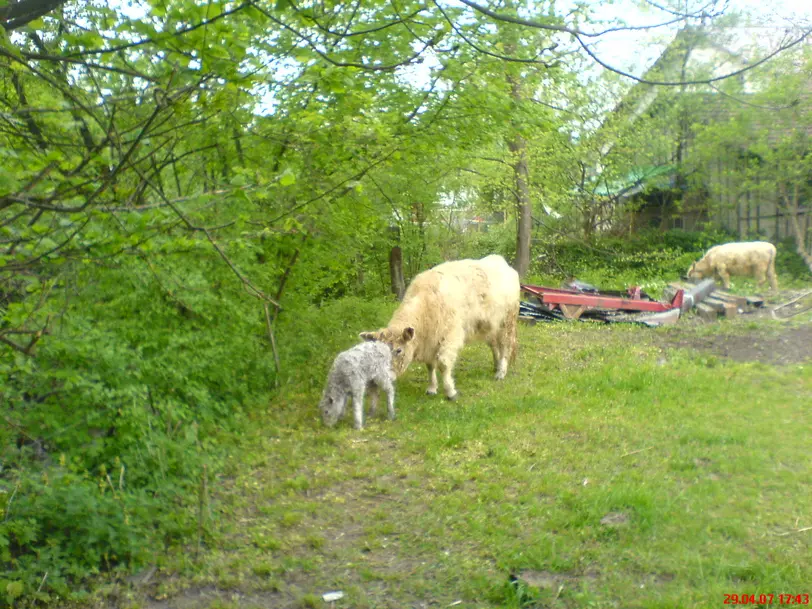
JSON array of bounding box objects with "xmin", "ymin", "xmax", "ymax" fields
[
  {"xmin": 319, "ymin": 341, "xmax": 396, "ymax": 430},
  {"xmin": 360, "ymin": 254, "xmax": 520, "ymax": 400},
  {"xmin": 688, "ymin": 241, "xmax": 778, "ymax": 291}
]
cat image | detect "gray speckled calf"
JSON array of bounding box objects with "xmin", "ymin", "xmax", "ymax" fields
[{"xmin": 319, "ymin": 341, "xmax": 397, "ymax": 430}]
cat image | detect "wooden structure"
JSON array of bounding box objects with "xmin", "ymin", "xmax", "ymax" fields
[{"xmin": 664, "ymin": 278, "xmax": 766, "ymax": 321}]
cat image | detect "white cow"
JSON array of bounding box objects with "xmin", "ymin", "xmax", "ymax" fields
[
  {"xmin": 361, "ymin": 255, "xmax": 520, "ymax": 400},
  {"xmin": 688, "ymin": 241, "xmax": 778, "ymax": 291}
]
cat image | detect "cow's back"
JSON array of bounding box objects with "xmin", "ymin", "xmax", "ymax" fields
[
  {"xmin": 704, "ymin": 242, "xmax": 775, "ymax": 266},
  {"xmin": 398, "ymin": 255, "xmax": 519, "ymax": 351}
]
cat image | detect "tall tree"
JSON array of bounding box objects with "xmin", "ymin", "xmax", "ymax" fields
[{"xmin": 690, "ymin": 47, "xmax": 812, "ymax": 271}]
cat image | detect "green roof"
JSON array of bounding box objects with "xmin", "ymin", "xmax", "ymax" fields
[{"xmin": 592, "ymin": 164, "xmax": 676, "ymax": 198}]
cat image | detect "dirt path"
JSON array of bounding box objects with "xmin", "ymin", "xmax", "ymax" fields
[
  {"xmin": 657, "ymin": 293, "xmax": 812, "ymax": 365},
  {"xmin": 661, "ymin": 325, "xmax": 812, "ymax": 365}
]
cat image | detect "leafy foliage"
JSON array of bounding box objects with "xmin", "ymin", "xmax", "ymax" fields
[
  {"xmin": 686, "ymin": 44, "xmax": 812, "ymax": 271},
  {"xmin": 1, "ymin": 0, "xmax": 810, "ymax": 604},
  {"xmin": 1, "ymin": 250, "xmax": 278, "ymax": 603},
  {"xmin": 533, "ymin": 229, "xmax": 731, "ymax": 281}
]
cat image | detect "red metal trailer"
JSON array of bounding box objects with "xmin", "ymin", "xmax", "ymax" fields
[{"xmin": 522, "ymin": 284, "xmax": 685, "ymax": 320}]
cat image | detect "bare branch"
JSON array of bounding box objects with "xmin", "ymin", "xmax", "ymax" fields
[
  {"xmin": 20, "ymin": 51, "xmax": 158, "ymax": 81},
  {"xmin": 291, "ymin": 1, "xmax": 426, "ymax": 38},
  {"xmin": 0, "ymin": 318, "xmax": 49, "ymax": 356},
  {"xmin": 68, "ymin": 2, "xmax": 253, "ymax": 57},
  {"xmin": 457, "ymin": 0, "xmax": 812, "ymax": 85},
  {"xmin": 459, "ymin": 0, "xmax": 704, "ymax": 38},
  {"xmin": 0, "ymin": 0, "xmax": 65, "ymax": 31},
  {"xmin": 264, "ymin": 303, "xmax": 281, "ymax": 387},
  {"xmin": 573, "ymin": 28, "xmax": 812, "ymax": 86},
  {"xmin": 433, "ymin": 0, "xmax": 558, "ymax": 67},
  {"xmin": 130, "ymin": 169, "xmax": 281, "ymax": 308},
  {"xmin": 254, "ymin": 4, "xmax": 435, "ymax": 72},
  {"xmin": 267, "ymin": 148, "xmax": 400, "ymax": 225},
  {"xmin": 640, "ymin": 0, "xmax": 727, "ymax": 19},
  {"xmin": 706, "ymin": 83, "xmax": 799, "ymax": 111}
]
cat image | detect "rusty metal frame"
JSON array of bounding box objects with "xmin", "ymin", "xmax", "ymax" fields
[{"xmin": 521, "ymin": 284, "xmax": 684, "ymax": 319}]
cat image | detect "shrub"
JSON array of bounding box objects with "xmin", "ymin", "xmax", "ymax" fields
[
  {"xmin": 1, "ymin": 254, "xmax": 274, "ymax": 605},
  {"xmin": 533, "ymin": 228, "xmax": 737, "ymax": 286},
  {"xmin": 775, "ymin": 237, "xmax": 810, "ymax": 279}
]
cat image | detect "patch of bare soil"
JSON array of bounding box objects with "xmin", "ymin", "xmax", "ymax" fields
[
  {"xmin": 599, "ymin": 512, "xmax": 630, "ymax": 528},
  {"xmin": 660, "ymin": 322, "xmax": 812, "ymax": 365},
  {"xmin": 128, "ymin": 466, "xmax": 451, "ymax": 609},
  {"xmin": 147, "ymin": 586, "xmax": 283, "ymax": 609},
  {"xmin": 514, "ymin": 569, "xmax": 598, "ymax": 591}
]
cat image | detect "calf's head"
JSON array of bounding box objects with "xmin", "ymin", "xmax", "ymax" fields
[
  {"xmin": 319, "ymin": 390, "xmax": 346, "ymax": 427},
  {"xmin": 359, "ymin": 327, "xmax": 415, "ymax": 377}
]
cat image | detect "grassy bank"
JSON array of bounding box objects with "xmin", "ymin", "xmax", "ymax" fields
[{"xmin": 100, "ymin": 313, "xmax": 811, "ymax": 609}]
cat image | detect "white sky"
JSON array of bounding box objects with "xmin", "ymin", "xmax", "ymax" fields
[
  {"xmin": 108, "ymin": 0, "xmax": 810, "ymax": 115},
  {"xmin": 112, "ymin": 0, "xmax": 812, "ymax": 76},
  {"xmin": 580, "ymin": 0, "xmax": 811, "ymax": 78}
]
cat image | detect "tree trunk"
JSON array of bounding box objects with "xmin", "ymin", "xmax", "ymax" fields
[
  {"xmin": 507, "ymin": 66, "xmax": 531, "ymax": 277},
  {"xmin": 389, "ymin": 246, "xmax": 406, "ymax": 300},
  {"xmin": 787, "ymin": 207, "xmax": 812, "ymax": 273},
  {"xmin": 509, "ymin": 135, "xmax": 532, "ymax": 277},
  {"xmin": 501, "ymin": 13, "xmax": 533, "ymax": 278},
  {"xmin": 780, "ymin": 183, "xmax": 812, "ymax": 274}
]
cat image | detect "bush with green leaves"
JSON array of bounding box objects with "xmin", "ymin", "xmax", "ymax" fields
[
  {"xmin": 0, "ymin": 220, "xmax": 408, "ymax": 606},
  {"xmin": 775, "ymin": 237, "xmax": 811, "ymax": 280},
  {"xmin": 1, "ymin": 244, "xmax": 280, "ymax": 605},
  {"xmin": 3, "ymin": 215, "xmax": 806, "ymax": 606},
  {"xmin": 529, "ymin": 228, "xmax": 812, "ymax": 289}
]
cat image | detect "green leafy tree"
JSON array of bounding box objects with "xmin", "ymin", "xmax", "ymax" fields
[{"xmin": 690, "ymin": 46, "xmax": 812, "ymax": 271}]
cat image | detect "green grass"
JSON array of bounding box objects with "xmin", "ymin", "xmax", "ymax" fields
[{"xmin": 88, "ymin": 316, "xmax": 811, "ymax": 609}]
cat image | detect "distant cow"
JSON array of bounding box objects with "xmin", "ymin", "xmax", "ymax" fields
[
  {"xmin": 360, "ymin": 254, "xmax": 520, "ymax": 400},
  {"xmin": 688, "ymin": 241, "xmax": 778, "ymax": 291}
]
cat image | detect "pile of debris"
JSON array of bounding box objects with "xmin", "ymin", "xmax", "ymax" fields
[
  {"xmin": 520, "ymin": 278, "xmax": 768, "ymax": 327},
  {"xmin": 770, "ymin": 290, "xmax": 812, "ymax": 320},
  {"xmin": 663, "ymin": 279, "xmax": 764, "ymax": 322}
]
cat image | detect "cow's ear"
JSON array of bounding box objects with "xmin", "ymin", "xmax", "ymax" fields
[
  {"xmin": 402, "ymin": 327, "xmax": 415, "ymax": 341},
  {"xmin": 359, "ymin": 331, "xmax": 379, "ymax": 342}
]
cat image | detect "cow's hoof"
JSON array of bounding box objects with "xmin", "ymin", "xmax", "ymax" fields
[
  {"xmin": 445, "ymin": 392, "xmax": 458, "ymax": 402},
  {"xmin": 426, "ymin": 388, "xmax": 438, "ymax": 396},
  {"xmin": 494, "ymin": 371, "xmax": 506, "ymax": 381}
]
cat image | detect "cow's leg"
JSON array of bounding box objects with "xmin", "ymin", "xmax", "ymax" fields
[
  {"xmin": 489, "ymin": 340, "xmax": 500, "ymax": 374},
  {"xmin": 755, "ymin": 267, "xmax": 767, "ymax": 287},
  {"xmin": 376, "ymin": 374, "xmax": 396, "ymax": 421},
  {"xmin": 426, "ymin": 362, "xmax": 438, "ymax": 395},
  {"xmin": 716, "ymin": 265, "xmax": 731, "ymax": 289},
  {"xmin": 350, "ymin": 382, "xmax": 367, "ymax": 430},
  {"xmin": 367, "ymin": 382, "xmax": 379, "ymax": 417},
  {"xmin": 491, "ymin": 339, "xmax": 508, "ymax": 380},
  {"xmin": 438, "ymin": 359, "xmax": 457, "ymax": 400},
  {"xmin": 494, "ymin": 315, "xmax": 516, "ymax": 381},
  {"xmin": 334, "ymin": 394, "xmax": 349, "ymax": 422},
  {"xmin": 495, "ymin": 347, "xmax": 509, "ymax": 380},
  {"xmin": 438, "ymin": 337, "xmax": 463, "ymax": 400}
]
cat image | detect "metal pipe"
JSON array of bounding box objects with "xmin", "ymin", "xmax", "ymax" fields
[{"xmin": 681, "ymin": 279, "xmax": 716, "ymax": 312}]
